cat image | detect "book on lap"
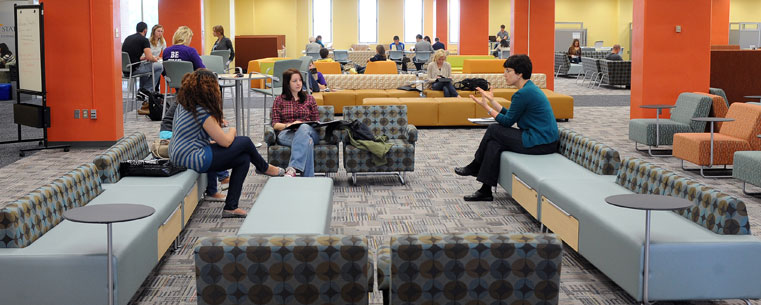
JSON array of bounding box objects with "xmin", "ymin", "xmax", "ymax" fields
[{"xmin": 286, "ymin": 119, "xmax": 343, "ymax": 130}]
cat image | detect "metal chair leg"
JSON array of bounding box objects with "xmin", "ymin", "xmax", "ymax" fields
[
  {"xmin": 634, "ymin": 142, "xmax": 672, "ymax": 157},
  {"xmin": 743, "ymin": 182, "xmax": 761, "ymax": 196},
  {"xmin": 351, "ymin": 173, "xmax": 357, "ymax": 185}
]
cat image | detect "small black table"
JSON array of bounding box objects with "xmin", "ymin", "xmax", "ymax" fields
[
  {"xmin": 639, "ymin": 104, "xmax": 676, "ymax": 150},
  {"xmin": 605, "ymin": 194, "xmax": 692, "ymax": 304},
  {"xmin": 63, "ymin": 204, "xmax": 155, "ymax": 305},
  {"xmin": 691, "ymin": 117, "xmax": 735, "ymax": 173}
]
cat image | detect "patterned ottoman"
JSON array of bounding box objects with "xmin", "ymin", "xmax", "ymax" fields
[{"xmin": 733, "ymin": 150, "xmax": 761, "ymax": 194}]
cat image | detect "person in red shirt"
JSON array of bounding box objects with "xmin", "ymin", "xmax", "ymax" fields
[{"xmin": 270, "ymin": 68, "xmax": 320, "ymax": 177}]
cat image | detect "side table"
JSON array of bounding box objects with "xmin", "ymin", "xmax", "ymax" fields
[
  {"xmin": 64, "ymin": 204, "xmax": 155, "ymax": 305},
  {"xmin": 743, "ymin": 95, "xmax": 761, "ymax": 102},
  {"xmin": 638, "ymin": 104, "xmax": 676, "ymax": 156},
  {"xmin": 605, "ymin": 194, "xmax": 692, "ymax": 304},
  {"xmin": 690, "ymin": 117, "xmax": 735, "ymax": 177}
]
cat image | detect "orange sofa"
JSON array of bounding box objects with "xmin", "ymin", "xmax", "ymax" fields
[
  {"xmin": 362, "ymin": 97, "xmax": 511, "ymax": 126},
  {"xmin": 462, "ymin": 59, "xmax": 506, "ymax": 74}
]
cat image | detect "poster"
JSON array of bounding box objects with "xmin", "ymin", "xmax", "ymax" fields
[{"xmin": 0, "ymin": 1, "xmax": 30, "ymax": 54}]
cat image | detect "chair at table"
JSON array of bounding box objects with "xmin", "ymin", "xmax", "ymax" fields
[
  {"xmin": 673, "ymin": 103, "xmax": 761, "ymax": 177},
  {"xmin": 364, "ymin": 61, "xmax": 398, "ymax": 74},
  {"xmin": 210, "ymin": 49, "xmax": 231, "ymax": 66},
  {"xmin": 251, "ymin": 59, "xmax": 302, "ymax": 124},
  {"xmin": 628, "ymin": 92, "xmax": 712, "ymax": 156},
  {"xmin": 161, "ymin": 61, "xmax": 194, "ymax": 118},
  {"xmin": 413, "ymin": 50, "xmax": 432, "ymax": 71},
  {"xmin": 598, "ymin": 59, "xmax": 631, "ymax": 88},
  {"xmin": 121, "ymin": 52, "xmax": 153, "ymax": 118},
  {"xmin": 696, "ymin": 91, "xmax": 729, "ymax": 131},
  {"xmin": 577, "ymin": 57, "xmax": 597, "ymax": 85},
  {"xmin": 342, "ymin": 105, "xmax": 417, "ymax": 185},
  {"xmin": 263, "ymin": 106, "xmax": 340, "ymax": 176},
  {"xmin": 333, "ymin": 50, "xmax": 350, "ymax": 66},
  {"xmin": 388, "ymin": 50, "xmax": 404, "ymax": 70},
  {"xmin": 306, "ymin": 52, "xmax": 321, "ymax": 60},
  {"xmin": 200, "ymin": 55, "xmax": 235, "ymax": 100}
]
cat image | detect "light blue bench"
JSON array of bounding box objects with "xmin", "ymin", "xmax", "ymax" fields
[
  {"xmin": 499, "ymin": 127, "xmax": 761, "ymax": 302},
  {"xmin": 0, "ymin": 132, "xmax": 205, "ymax": 305}
]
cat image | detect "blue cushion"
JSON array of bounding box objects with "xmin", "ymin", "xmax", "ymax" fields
[{"xmin": 111, "ymin": 170, "xmax": 200, "ymax": 197}]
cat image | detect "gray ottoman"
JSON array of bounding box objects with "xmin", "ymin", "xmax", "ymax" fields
[{"xmin": 733, "ymin": 151, "xmax": 761, "ymax": 194}]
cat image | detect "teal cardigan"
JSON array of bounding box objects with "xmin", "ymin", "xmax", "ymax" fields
[{"xmin": 495, "ymin": 80, "xmax": 559, "ymax": 147}]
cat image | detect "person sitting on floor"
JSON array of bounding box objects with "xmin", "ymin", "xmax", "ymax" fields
[
  {"xmin": 169, "ymin": 69, "xmax": 283, "ymax": 218},
  {"xmin": 428, "ymin": 49, "xmax": 457, "ymax": 97},
  {"xmin": 271, "ymin": 68, "xmax": 321, "ymax": 177},
  {"xmin": 454, "ymin": 54, "xmax": 559, "ymax": 201}
]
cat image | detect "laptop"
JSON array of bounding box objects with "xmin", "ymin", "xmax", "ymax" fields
[{"xmin": 488, "ymin": 36, "xmax": 497, "ymax": 42}]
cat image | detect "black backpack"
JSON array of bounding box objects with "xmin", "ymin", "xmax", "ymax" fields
[
  {"xmin": 455, "ymin": 78, "xmax": 490, "ymax": 91},
  {"xmin": 147, "ymin": 92, "xmax": 164, "ymax": 121}
]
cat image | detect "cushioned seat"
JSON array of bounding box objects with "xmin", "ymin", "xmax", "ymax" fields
[
  {"xmin": 628, "ymin": 119, "xmax": 692, "ymax": 145},
  {"xmin": 264, "ymin": 106, "xmax": 340, "ymax": 174},
  {"xmin": 628, "ymin": 92, "xmax": 712, "ymax": 147},
  {"xmin": 734, "ymin": 151, "xmax": 761, "ymax": 193},
  {"xmin": 321, "ymin": 91, "xmax": 356, "ymax": 114},
  {"xmin": 354, "ymin": 89, "xmax": 390, "ymax": 104},
  {"xmin": 491, "ymin": 88, "xmax": 518, "ymax": 99},
  {"xmin": 111, "ymin": 169, "xmax": 199, "ymax": 196},
  {"xmin": 422, "ymin": 89, "xmax": 472, "ymax": 97},
  {"xmin": 385, "ymin": 89, "xmax": 421, "ymax": 98},
  {"xmin": 461, "ymin": 59, "xmax": 506, "ymax": 73}
]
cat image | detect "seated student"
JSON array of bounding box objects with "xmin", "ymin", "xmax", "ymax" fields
[
  {"xmin": 424, "ymin": 36, "xmax": 432, "ymax": 44},
  {"xmin": 356, "ymin": 44, "xmax": 387, "ymax": 74},
  {"xmin": 492, "ymin": 39, "xmax": 509, "ymax": 58},
  {"xmin": 271, "ymin": 69, "xmax": 321, "ymax": 177},
  {"xmin": 316, "ymin": 48, "xmax": 334, "ymax": 62},
  {"xmin": 428, "ymin": 49, "xmax": 457, "ymax": 97},
  {"xmin": 567, "ymin": 39, "xmax": 582, "ymax": 63},
  {"xmin": 169, "ymin": 69, "xmax": 283, "ymax": 218},
  {"xmin": 122, "ymin": 22, "xmax": 163, "ymax": 95},
  {"xmin": 305, "ymin": 36, "xmax": 322, "ymax": 54},
  {"xmin": 163, "ymin": 26, "xmax": 205, "ymax": 70},
  {"xmin": 605, "ymin": 44, "xmax": 623, "ymax": 61},
  {"xmin": 413, "ymin": 34, "xmax": 434, "ymax": 71},
  {"xmin": 454, "ymin": 54, "xmax": 559, "ymax": 201},
  {"xmin": 389, "ymin": 35, "xmax": 409, "ymax": 72},
  {"xmin": 307, "ymin": 60, "xmax": 327, "ymax": 92},
  {"xmin": 432, "ymin": 37, "xmax": 446, "ymax": 50},
  {"xmin": 315, "ymin": 35, "xmax": 325, "ymax": 48},
  {"xmin": 496, "ymin": 24, "xmax": 510, "ymax": 44}
]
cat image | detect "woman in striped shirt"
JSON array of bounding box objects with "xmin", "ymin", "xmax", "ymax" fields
[{"xmin": 169, "ymin": 69, "xmax": 282, "ymax": 218}]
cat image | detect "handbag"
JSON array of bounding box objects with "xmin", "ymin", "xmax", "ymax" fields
[
  {"xmin": 150, "ymin": 139, "xmax": 170, "ymax": 158},
  {"xmin": 435, "ymin": 77, "xmax": 452, "ymax": 83},
  {"xmin": 119, "ymin": 159, "xmax": 186, "ymax": 177}
]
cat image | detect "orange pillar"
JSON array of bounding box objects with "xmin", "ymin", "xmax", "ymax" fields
[
  {"xmin": 630, "ymin": 0, "xmax": 711, "ymax": 119},
  {"xmin": 511, "ymin": 0, "xmax": 554, "ymax": 90},
  {"xmin": 159, "ymin": 0, "xmax": 204, "ymax": 54},
  {"xmin": 710, "ymin": 0, "xmax": 730, "ymax": 45},
  {"xmin": 459, "ymin": 0, "xmax": 488, "ymax": 55},
  {"xmin": 41, "ymin": 0, "xmax": 123, "ymax": 143},
  {"xmin": 435, "ymin": 0, "xmax": 448, "ymax": 46}
]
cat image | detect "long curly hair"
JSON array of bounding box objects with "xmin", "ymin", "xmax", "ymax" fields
[{"xmin": 176, "ymin": 69, "xmax": 223, "ymax": 125}]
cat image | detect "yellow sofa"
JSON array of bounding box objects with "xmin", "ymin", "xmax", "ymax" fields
[
  {"xmin": 446, "ymin": 55, "xmax": 495, "ymax": 73},
  {"xmin": 462, "ymin": 59, "xmax": 507, "ymax": 73},
  {"xmin": 362, "ymin": 97, "xmax": 511, "ymax": 126}
]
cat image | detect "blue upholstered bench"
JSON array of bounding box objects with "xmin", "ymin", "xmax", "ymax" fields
[{"xmin": 497, "ymin": 128, "xmax": 761, "ymax": 303}]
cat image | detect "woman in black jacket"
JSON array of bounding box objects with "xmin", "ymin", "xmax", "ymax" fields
[{"xmin": 212, "ymin": 25, "xmax": 234, "ymax": 64}]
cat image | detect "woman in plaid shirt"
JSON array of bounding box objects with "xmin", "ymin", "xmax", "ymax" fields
[{"xmin": 271, "ymin": 68, "xmax": 321, "ymax": 177}]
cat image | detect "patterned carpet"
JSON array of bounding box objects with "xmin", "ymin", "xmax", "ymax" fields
[{"xmin": 1, "ymin": 86, "xmax": 759, "ymax": 304}]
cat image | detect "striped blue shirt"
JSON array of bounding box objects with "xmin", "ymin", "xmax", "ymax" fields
[{"xmin": 169, "ymin": 105, "xmax": 212, "ymax": 172}]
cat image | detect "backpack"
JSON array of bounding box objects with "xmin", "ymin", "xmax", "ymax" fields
[
  {"xmin": 454, "ymin": 78, "xmax": 490, "ymax": 91},
  {"xmin": 147, "ymin": 92, "xmax": 164, "ymax": 121}
]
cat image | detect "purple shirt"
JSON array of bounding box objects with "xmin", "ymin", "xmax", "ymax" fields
[{"xmin": 163, "ymin": 45, "xmax": 205, "ymax": 70}]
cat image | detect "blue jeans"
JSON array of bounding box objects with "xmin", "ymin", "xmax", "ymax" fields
[
  {"xmin": 432, "ymin": 81, "xmax": 457, "ymax": 97},
  {"xmin": 206, "ymin": 136, "xmax": 269, "ymax": 210},
  {"xmin": 277, "ymin": 124, "xmax": 320, "ymax": 177},
  {"xmin": 134, "ymin": 61, "xmax": 163, "ymax": 92},
  {"xmin": 205, "ymin": 170, "xmax": 230, "ymax": 195}
]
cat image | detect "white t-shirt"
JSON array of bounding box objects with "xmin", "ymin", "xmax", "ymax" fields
[{"xmin": 150, "ymin": 40, "xmax": 166, "ymax": 58}]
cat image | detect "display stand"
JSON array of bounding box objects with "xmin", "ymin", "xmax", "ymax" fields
[{"xmin": 0, "ymin": 4, "xmax": 69, "ymax": 157}]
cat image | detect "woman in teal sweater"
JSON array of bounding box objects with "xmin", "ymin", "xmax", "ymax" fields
[{"xmin": 455, "ymin": 54, "xmax": 559, "ymax": 201}]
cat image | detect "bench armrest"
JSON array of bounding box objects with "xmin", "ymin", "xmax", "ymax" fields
[
  {"xmin": 405, "ymin": 124, "xmax": 418, "ymax": 144},
  {"xmin": 264, "ymin": 125, "xmax": 277, "ymax": 145}
]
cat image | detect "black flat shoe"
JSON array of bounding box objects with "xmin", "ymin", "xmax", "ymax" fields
[
  {"xmin": 454, "ymin": 166, "xmax": 478, "ymax": 177},
  {"xmin": 464, "ymin": 190, "xmax": 493, "ymax": 201}
]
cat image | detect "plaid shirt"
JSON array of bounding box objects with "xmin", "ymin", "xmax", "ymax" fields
[{"xmin": 271, "ymin": 94, "xmax": 319, "ymax": 125}]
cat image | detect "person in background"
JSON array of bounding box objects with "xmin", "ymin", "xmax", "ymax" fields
[
  {"xmin": 160, "ymin": 102, "xmax": 231, "ymax": 201},
  {"xmin": 307, "ymin": 60, "xmax": 327, "ymax": 92},
  {"xmin": 567, "ymin": 39, "xmax": 582, "ymax": 63},
  {"xmin": 305, "ymin": 36, "xmax": 322, "ymax": 54},
  {"xmin": 148, "ymin": 24, "xmax": 166, "ymax": 93},
  {"xmin": 211, "ymin": 25, "xmax": 235, "ymax": 65},
  {"xmin": 163, "ymin": 26, "xmax": 205, "ymax": 70},
  {"xmin": 122, "ymin": 22, "xmax": 163, "ymax": 95},
  {"xmin": 389, "ymin": 35, "xmax": 409, "ymax": 73},
  {"xmin": 413, "ymin": 34, "xmax": 433, "ymax": 71},
  {"xmin": 428, "ymin": 49, "xmax": 457, "ymax": 97},
  {"xmin": 606, "ymin": 44, "xmax": 623, "ymax": 61},
  {"xmin": 169, "ymin": 69, "xmax": 283, "ymax": 218},
  {"xmin": 0, "ymin": 43, "xmax": 14, "ymax": 69},
  {"xmin": 424, "ymin": 36, "xmax": 432, "ymax": 44},
  {"xmin": 356, "ymin": 44, "xmax": 386, "ymax": 74},
  {"xmin": 315, "ymin": 35, "xmax": 324, "ymax": 48},
  {"xmin": 455, "ymin": 55, "xmax": 558, "ymax": 201},
  {"xmin": 496, "ymin": 24, "xmax": 509, "ymax": 45},
  {"xmin": 271, "ymin": 69, "xmax": 321, "ymax": 177},
  {"xmin": 432, "ymin": 37, "xmax": 446, "ymax": 50},
  {"xmin": 316, "ymin": 48, "xmax": 334, "ymax": 62},
  {"xmin": 492, "ymin": 39, "xmax": 509, "ymax": 58}
]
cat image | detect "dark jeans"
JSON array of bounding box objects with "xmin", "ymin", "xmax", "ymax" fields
[
  {"xmin": 569, "ymin": 56, "xmax": 581, "ymax": 64},
  {"xmin": 469, "ymin": 124, "xmax": 558, "ymax": 186},
  {"xmin": 432, "ymin": 81, "xmax": 457, "ymax": 97},
  {"xmin": 206, "ymin": 136, "xmax": 269, "ymax": 210},
  {"xmin": 205, "ymin": 170, "xmax": 230, "ymax": 195}
]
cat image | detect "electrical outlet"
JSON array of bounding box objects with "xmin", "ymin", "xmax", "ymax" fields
[
  {"xmin": 74, "ymin": 109, "xmax": 80, "ymax": 119},
  {"xmin": 90, "ymin": 109, "xmax": 97, "ymax": 120},
  {"xmin": 82, "ymin": 109, "xmax": 88, "ymax": 119}
]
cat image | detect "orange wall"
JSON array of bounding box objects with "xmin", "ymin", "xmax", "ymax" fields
[
  {"xmin": 436, "ymin": 0, "xmax": 448, "ymax": 46},
  {"xmin": 459, "ymin": 0, "xmax": 489, "ymax": 55},
  {"xmin": 711, "ymin": 0, "xmax": 730, "ymax": 45},
  {"xmin": 631, "ymin": 0, "xmax": 711, "ymax": 119},
  {"xmin": 511, "ymin": 0, "xmax": 554, "ymax": 90},
  {"xmin": 42, "ymin": 0, "xmax": 123, "ymax": 142},
  {"xmin": 159, "ymin": 0, "xmax": 204, "ymax": 53}
]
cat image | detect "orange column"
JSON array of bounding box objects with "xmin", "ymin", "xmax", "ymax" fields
[
  {"xmin": 435, "ymin": 0, "xmax": 448, "ymax": 46},
  {"xmin": 631, "ymin": 0, "xmax": 711, "ymax": 119},
  {"xmin": 459, "ymin": 0, "xmax": 488, "ymax": 55},
  {"xmin": 159, "ymin": 0, "xmax": 204, "ymax": 54},
  {"xmin": 711, "ymin": 0, "xmax": 730, "ymax": 45},
  {"xmin": 511, "ymin": 0, "xmax": 554, "ymax": 90},
  {"xmin": 41, "ymin": 0, "xmax": 123, "ymax": 143}
]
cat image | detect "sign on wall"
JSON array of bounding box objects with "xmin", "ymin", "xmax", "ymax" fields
[{"xmin": 0, "ymin": 1, "xmax": 28, "ymax": 52}]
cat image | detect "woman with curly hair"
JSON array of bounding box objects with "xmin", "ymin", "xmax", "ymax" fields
[{"xmin": 169, "ymin": 69, "xmax": 282, "ymax": 218}]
